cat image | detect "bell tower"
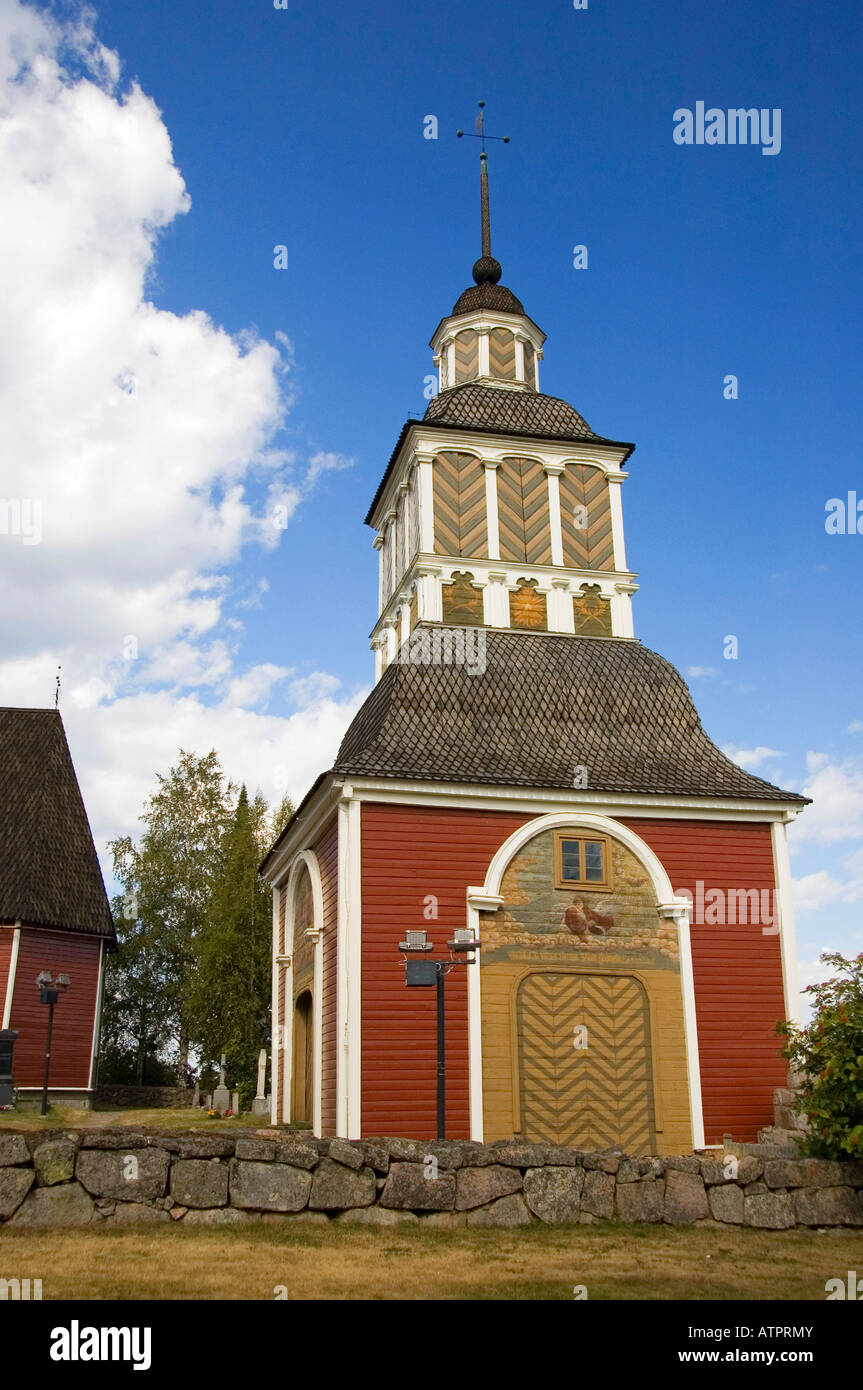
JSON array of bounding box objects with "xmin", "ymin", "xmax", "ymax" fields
[{"xmin": 365, "ymin": 109, "xmax": 638, "ymax": 681}]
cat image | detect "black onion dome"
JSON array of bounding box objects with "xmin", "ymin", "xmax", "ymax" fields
[{"xmin": 451, "ymin": 282, "xmax": 525, "ymax": 316}]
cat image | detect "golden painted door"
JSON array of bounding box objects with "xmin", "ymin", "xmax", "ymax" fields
[
  {"xmin": 291, "ymin": 991, "xmax": 313, "ymax": 1124},
  {"xmin": 516, "ymin": 972, "xmax": 656, "ymax": 1152}
]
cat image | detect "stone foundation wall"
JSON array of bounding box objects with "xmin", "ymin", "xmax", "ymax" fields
[{"xmin": 1, "ymin": 1130, "xmax": 861, "ymax": 1230}]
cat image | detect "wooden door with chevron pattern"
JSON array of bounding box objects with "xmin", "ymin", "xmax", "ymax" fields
[{"xmin": 516, "ymin": 971, "xmax": 656, "ymax": 1152}]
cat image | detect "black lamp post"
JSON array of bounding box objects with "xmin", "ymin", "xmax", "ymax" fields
[
  {"xmin": 398, "ymin": 928, "xmax": 480, "ymax": 1140},
  {"xmin": 36, "ymin": 971, "xmax": 70, "ymax": 1116}
]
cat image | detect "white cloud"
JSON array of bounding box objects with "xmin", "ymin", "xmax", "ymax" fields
[
  {"xmin": 685, "ymin": 666, "xmax": 716, "ymax": 679},
  {"xmin": 846, "ymin": 720, "xmax": 863, "ymax": 734},
  {"xmin": 791, "ymin": 753, "xmax": 863, "ymax": 844},
  {"xmin": 722, "ymin": 744, "xmax": 782, "ymax": 772},
  {"xmin": 0, "ymin": 2, "xmax": 363, "ymax": 857}
]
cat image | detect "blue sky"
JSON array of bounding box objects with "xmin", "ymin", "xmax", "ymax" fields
[{"xmin": 1, "ymin": 0, "xmax": 861, "ymax": 1002}]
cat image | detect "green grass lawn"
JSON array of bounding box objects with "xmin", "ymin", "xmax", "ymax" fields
[{"xmin": 0, "ymin": 1222, "xmax": 860, "ymax": 1300}]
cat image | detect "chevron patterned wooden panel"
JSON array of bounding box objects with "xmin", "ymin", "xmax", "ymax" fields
[
  {"xmin": 496, "ymin": 457, "xmax": 552, "ymax": 564},
  {"xmin": 522, "ymin": 340, "xmax": 535, "ymax": 388},
  {"xmin": 454, "ymin": 329, "xmax": 478, "ymax": 382},
  {"xmin": 559, "ymin": 463, "xmax": 615, "ymax": 571},
  {"xmin": 517, "ymin": 971, "xmax": 656, "ymax": 1151},
  {"xmin": 489, "ymin": 327, "xmax": 517, "ymax": 380},
  {"xmin": 433, "ymin": 452, "xmax": 488, "ymax": 558}
]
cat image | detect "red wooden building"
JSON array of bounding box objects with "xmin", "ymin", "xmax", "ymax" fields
[
  {"xmin": 261, "ymin": 166, "xmax": 808, "ymax": 1150},
  {"xmin": 0, "ymin": 708, "xmax": 115, "ymax": 1105}
]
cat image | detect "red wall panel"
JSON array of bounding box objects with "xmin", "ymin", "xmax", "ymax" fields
[
  {"xmin": 315, "ymin": 818, "xmax": 339, "ymax": 1137},
  {"xmin": 9, "ymin": 928, "xmax": 102, "ymax": 1089},
  {"xmin": 622, "ymin": 818, "xmax": 785, "ymax": 1144},
  {"xmin": 360, "ymin": 802, "xmax": 529, "ymax": 1139}
]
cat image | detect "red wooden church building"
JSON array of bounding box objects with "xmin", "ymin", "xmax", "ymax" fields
[
  {"xmin": 0, "ymin": 708, "xmax": 115, "ymax": 1105},
  {"xmin": 261, "ymin": 153, "xmax": 808, "ymax": 1151}
]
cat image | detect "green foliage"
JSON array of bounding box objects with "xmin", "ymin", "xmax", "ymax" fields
[
  {"xmin": 185, "ymin": 787, "xmax": 274, "ymax": 1098},
  {"xmin": 777, "ymin": 952, "xmax": 863, "ymax": 1159},
  {"xmin": 101, "ymin": 751, "xmax": 292, "ymax": 1099}
]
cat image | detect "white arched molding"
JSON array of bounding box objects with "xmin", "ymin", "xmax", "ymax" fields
[
  {"xmin": 466, "ymin": 811, "xmax": 703, "ymax": 1148},
  {"xmin": 275, "ymin": 849, "xmax": 325, "ymax": 1136}
]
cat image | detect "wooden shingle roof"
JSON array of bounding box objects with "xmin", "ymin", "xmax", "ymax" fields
[
  {"xmin": 334, "ymin": 628, "xmax": 808, "ymax": 804},
  {"xmin": 0, "ymin": 708, "xmax": 116, "ymax": 939}
]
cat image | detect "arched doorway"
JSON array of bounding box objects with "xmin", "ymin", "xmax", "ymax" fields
[
  {"xmin": 516, "ymin": 969, "xmax": 656, "ymax": 1151},
  {"xmin": 291, "ymin": 990, "xmax": 313, "ymax": 1124}
]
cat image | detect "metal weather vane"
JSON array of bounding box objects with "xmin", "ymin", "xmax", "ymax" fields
[{"xmin": 457, "ymin": 101, "xmax": 510, "ymax": 261}]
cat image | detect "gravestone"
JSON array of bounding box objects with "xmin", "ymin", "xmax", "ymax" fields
[
  {"xmin": 212, "ymin": 1055, "xmax": 231, "ymax": 1116},
  {"xmin": 192, "ymin": 1082, "xmax": 201, "ymax": 1108},
  {"xmin": 231, "ymin": 1091, "xmax": 240, "ymax": 1116},
  {"xmin": 252, "ymin": 1050, "xmax": 269, "ymax": 1116}
]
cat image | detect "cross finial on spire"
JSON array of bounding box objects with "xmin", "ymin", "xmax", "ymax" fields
[{"xmin": 457, "ymin": 102, "xmax": 510, "ymax": 277}]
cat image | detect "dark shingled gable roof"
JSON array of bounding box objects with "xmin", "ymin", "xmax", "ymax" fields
[
  {"xmin": 333, "ymin": 627, "xmax": 808, "ymax": 805},
  {"xmin": 365, "ymin": 385, "xmax": 635, "ymax": 526},
  {"xmin": 0, "ymin": 708, "xmax": 116, "ymax": 939}
]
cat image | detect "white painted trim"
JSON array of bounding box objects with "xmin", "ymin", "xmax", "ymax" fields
[
  {"xmin": 335, "ymin": 792, "xmax": 362, "ymax": 1138},
  {"xmin": 263, "ymin": 783, "xmax": 341, "ymax": 888},
  {"xmin": 606, "ymin": 472, "xmax": 629, "ymax": 574},
  {"xmin": 467, "ymin": 811, "xmax": 704, "ymax": 1149},
  {"xmin": 667, "ymin": 904, "xmax": 706, "ymax": 1148},
  {"xmin": 270, "ymin": 888, "xmax": 281, "ymax": 1124},
  {"xmin": 546, "ymin": 469, "xmax": 564, "ymax": 566},
  {"xmin": 465, "ymin": 890, "xmax": 504, "ymax": 1140},
  {"xmin": 277, "ymin": 851, "xmax": 326, "ymax": 1132},
  {"xmin": 417, "ymin": 456, "xmax": 435, "ymax": 554},
  {"xmin": 484, "ymin": 461, "xmax": 501, "ymax": 560},
  {"xmin": 478, "ymin": 330, "xmax": 490, "ymax": 378},
  {"xmin": 771, "ymin": 821, "xmax": 802, "ymax": 1026},
  {"xmin": 2, "ymin": 923, "xmax": 21, "ymax": 1029},
  {"xmin": 343, "ymin": 776, "xmax": 804, "ymax": 822},
  {"xmin": 87, "ymin": 938, "xmax": 105, "ymax": 1090}
]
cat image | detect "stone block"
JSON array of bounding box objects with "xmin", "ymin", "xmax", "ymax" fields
[
  {"xmin": 764, "ymin": 1158, "xmax": 845, "ymax": 1189},
  {"xmin": 174, "ymin": 1136, "xmax": 235, "ymax": 1159},
  {"xmin": 615, "ymin": 1178, "xmax": 664, "ymax": 1223},
  {"xmin": 9, "ymin": 1181, "xmax": 95, "ymax": 1226},
  {"xmin": 75, "ymin": 1148, "xmax": 170, "ymax": 1202},
  {"xmin": 0, "ymin": 1166, "xmax": 34, "ymax": 1219},
  {"xmin": 707, "ymin": 1184, "xmax": 744, "ymax": 1224},
  {"xmin": 234, "ymin": 1139, "xmax": 276, "ymax": 1162},
  {"xmin": 357, "ymin": 1140, "xmax": 390, "ymax": 1174},
  {"xmin": 792, "ymin": 1186, "xmax": 863, "ymax": 1227},
  {"xmin": 327, "ymin": 1139, "xmax": 364, "ymax": 1171},
  {"xmin": 466, "ymin": 1194, "xmax": 532, "ymax": 1227},
  {"xmin": 664, "ymin": 1156, "xmax": 702, "ymax": 1173},
  {"xmin": 380, "ymin": 1162, "xmax": 455, "ymax": 1211},
  {"xmin": 583, "ymin": 1153, "xmax": 620, "ymax": 1174},
  {"xmin": 335, "ymin": 1207, "xmax": 418, "ymax": 1226},
  {"xmin": 229, "ymin": 1160, "xmax": 311, "ymax": 1212},
  {"xmin": 170, "ymin": 1159, "xmax": 229, "ymax": 1208},
  {"xmin": 270, "ymin": 1138, "xmax": 320, "ymax": 1170},
  {"xmin": 487, "ymin": 1141, "xmax": 544, "ymax": 1167},
  {"xmin": 113, "ymin": 1203, "xmax": 170, "ymax": 1224},
  {"xmin": 523, "ymin": 1166, "xmax": 585, "ymax": 1223},
  {"xmin": 309, "ymin": 1158, "xmax": 376, "ymax": 1210},
  {"xmin": 0, "ymin": 1134, "xmax": 30, "ymax": 1166},
  {"xmin": 580, "ymin": 1169, "xmax": 615, "ymax": 1219},
  {"xmin": 33, "ymin": 1140, "xmax": 76, "ymax": 1186},
  {"xmin": 743, "ymin": 1192, "xmax": 795, "ymax": 1229},
  {"xmin": 664, "ymin": 1169, "xmax": 709, "ymax": 1225},
  {"xmin": 455, "ymin": 1164, "xmax": 523, "ymax": 1211}
]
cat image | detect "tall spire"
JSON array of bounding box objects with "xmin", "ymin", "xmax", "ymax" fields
[{"xmin": 457, "ymin": 101, "xmax": 509, "ymax": 286}]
